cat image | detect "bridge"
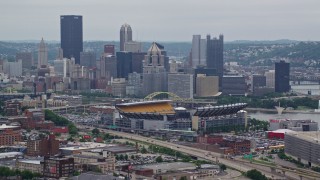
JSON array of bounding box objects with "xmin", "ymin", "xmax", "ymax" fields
[{"xmin": 144, "ymin": 92, "xmax": 218, "ymax": 104}]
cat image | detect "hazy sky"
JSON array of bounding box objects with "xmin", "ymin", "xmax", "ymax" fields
[{"xmin": 1, "ymin": 0, "xmax": 319, "ymax": 41}]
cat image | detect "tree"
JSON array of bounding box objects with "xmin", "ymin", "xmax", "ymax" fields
[
  {"xmin": 141, "ymin": 146, "xmax": 147, "ymax": 154},
  {"xmin": 179, "ymin": 176, "xmax": 187, "ymax": 180},
  {"xmin": 156, "ymin": 156, "xmax": 163, "ymax": 163},
  {"xmin": 92, "ymin": 128, "xmax": 100, "ymax": 135},
  {"xmin": 246, "ymin": 169, "xmax": 268, "ymax": 180},
  {"xmin": 119, "ymin": 154, "xmax": 124, "ymax": 160},
  {"xmin": 220, "ymin": 164, "xmax": 227, "ymax": 171},
  {"xmin": 124, "ymin": 154, "xmax": 128, "ymax": 160},
  {"xmin": 131, "ymin": 155, "xmax": 135, "ymax": 160}
]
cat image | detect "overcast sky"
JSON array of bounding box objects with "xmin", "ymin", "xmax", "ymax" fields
[{"xmin": 0, "ymin": 0, "xmax": 319, "ymax": 41}]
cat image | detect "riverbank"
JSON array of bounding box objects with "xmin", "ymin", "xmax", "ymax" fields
[{"xmin": 245, "ymin": 108, "xmax": 320, "ymax": 114}]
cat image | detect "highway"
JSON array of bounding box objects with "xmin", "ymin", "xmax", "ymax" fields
[
  {"xmin": 78, "ymin": 125, "xmax": 320, "ymax": 179},
  {"xmin": 78, "ymin": 125, "xmax": 287, "ymax": 179}
]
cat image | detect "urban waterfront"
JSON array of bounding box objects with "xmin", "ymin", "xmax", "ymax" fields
[
  {"xmin": 290, "ymin": 81, "xmax": 320, "ymax": 95},
  {"xmin": 249, "ymin": 111, "xmax": 320, "ymax": 127}
]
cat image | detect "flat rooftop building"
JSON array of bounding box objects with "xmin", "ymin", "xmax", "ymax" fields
[{"xmin": 285, "ymin": 131, "xmax": 320, "ymax": 166}]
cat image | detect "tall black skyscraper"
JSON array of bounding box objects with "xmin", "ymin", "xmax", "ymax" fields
[
  {"xmin": 275, "ymin": 60, "xmax": 290, "ymax": 93},
  {"xmin": 116, "ymin": 52, "xmax": 132, "ymax": 79},
  {"xmin": 206, "ymin": 34, "xmax": 224, "ymax": 79},
  {"xmin": 60, "ymin": 15, "xmax": 83, "ymax": 64}
]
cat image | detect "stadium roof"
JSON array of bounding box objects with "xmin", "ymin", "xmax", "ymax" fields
[
  {"xmin": 116, "ymin": 100, "xmax": 172, "ymax": 106},
  {"xmin": 193, "ymin": 103, "xmax": 247, "ymax": 117},
  {"xmin": 116, "ymin": 100, "xmax": 175, "ymax": 118}
]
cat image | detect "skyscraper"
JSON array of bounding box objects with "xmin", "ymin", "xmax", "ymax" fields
[
  {"xmin": 206, "ymin": 34, "xmax": 224, "ymax": 79},
  {"xmin": 60, "ymin": 15, "xmax": 83, "ymax": 64},
  {"xmin": 120, "ymin": 23, "xmax": 132, "ymax": 51},
  {"xmin": 38, "ymin": 38, "xmax": 48, "ymax": 68},
  {"xmin": 142, "ymin": 42, "xmax": 168, "ymax": 96},
  {"xmin": 80, "ymin": 52, "xmax": 96, "ymax": 68},
  {"xmin": 275, "ymin": 60, "xmax": 290, "ymax": 93},
  {"xmin": 16, "ymin": 52, "xmax": 33, "ymax": 70},
  {"xmin": 116, "ymin": 52, "xmax": 132, "ymax": 79},
  {"xmin": 191, "ymin": 35, "xmax": 207, "ymax": 68}
]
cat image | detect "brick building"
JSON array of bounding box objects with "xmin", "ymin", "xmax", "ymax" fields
[
  {"xmin": 5, "ymin": 100, "xmax": 21, "ymax": 116},
  {"xmin": 42, "ymin": 157, "xmax": 74, "ymax": 178},
  {"xmin": 220, "ymin": 139, "xmax": 251, "ymax": 155},
  {"xmin": 197, "ymin": 135, "xmax": 223, "ymax": 144},
  {"xmin": 0, "ymin": 124, "xmax": 21, "ymax": 146},
  {"xmin": 27, "ymin": 134, "xmax": 59, "ymax": 157}
]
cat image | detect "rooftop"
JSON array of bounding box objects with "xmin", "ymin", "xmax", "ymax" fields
[
  {"xmin": 0, "ymin": 124, "xmax": 19, "ymax": 130},
  {"xmin": 287, "ymin": 131, "xmax": 320, "ymax": 143},
  {"xmin": 135, "ymin": 162, "xmax": 196, "ymax": 171}
]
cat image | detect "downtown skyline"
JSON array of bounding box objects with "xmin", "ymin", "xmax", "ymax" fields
[{"xmin": 0, "ymin": 0, "xmax": 319, "ymax": 41}]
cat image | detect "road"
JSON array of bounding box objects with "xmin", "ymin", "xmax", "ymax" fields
[
  {"xmin": 78, "ymin": 125, "xmax": 287, "ymax": 179},
  {"xmin": 79, "ymin": 125, "xmax": 320, "ymax": 179}
]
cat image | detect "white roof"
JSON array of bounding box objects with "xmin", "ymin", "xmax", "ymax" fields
[
  {"xmin": 269, "ymin": 129, "xmax": 294, "ymax": 133},
  {"xmin": 0, "ymin": 124, "xmax": 19, "ymax": 130}
]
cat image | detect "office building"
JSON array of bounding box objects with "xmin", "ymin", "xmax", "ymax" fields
[
  {"xmin": 80, "ymin": 51, "xmax": 96, "ymax": 68},
  {"xmin": 112, "ymin": 78, "xmax": 127, "ymax": 97},
  {"xmin": 16, "ymin": 52, "xmax": 33, "ymax": 70},
  {"xmin": 132, "ymin": 52, "xmax": 146, "ymax": 73},
  {"xmin": 222, "ymin": 76, "xmax": 246, "ymax": 95},
  {"xmin": 206, "ymin": 34, "xmax": 224, "ymax": 81},
  {"xmin": 124, "ymin": 41, "xmax": 142, "ymax": 52},
  {"xmin": 104, "ymin": 45, "xmax": 115, "ymax": 56},
  {"xmin": 42, "ymin": 157, "xmax": 74, "ymax": 178},
  {"xmin": 126, "ymin": 72, "xmax": 142, "ymax": 97},
  {"xmin": 285, "ymin": 131, "xmax": 320, "ymax": 166},
  {"xmin": 191, "ymin": 35, "xmax": 207, "ymax": 68},
  {"xmin": 252, "ymin": 74, "xmax": 266, "ymax": 92},
  {"xmin": 60, "ymin": 15, "xmax": 83, "ymax": 64},
  {"xmin": 196, "ymin": 75, "xmax": 219, "ymax": 97},
  {"xmin": 27, "ymin": 134, "xmax": 59, "ymax": 157},
  {"xmin": 275, "ymin": 60, "xmax": 290, "ymax": 93},
  {"xmin": 3, "ymin": 60, "xmax": 22, "ymax": 77},
  {"xmin": 38, "ymin": 38, "xmax": 48, "ymax": 68},
  {"xmin": 116, "ymin": 51, "xmax": 132, "ymax": 79},
  {"xmin": 53, "ymin": 58, "xmax": 75, "ymax": 77},
  {"xmin": 16, "ymin": 159, "xmax": 43, "ymax": 174},
  {"xmin": 120, "ymin": 23, "xmax": 132, "ymax": 51},
  {"xmin": 142, "ymin": 42, "xmax": 168, "ymax": 96},
  {"xmin": 265, "ymin": 70, "xmax": 275, "ymax": 88},
  {"xmin": 100, "ymin": 55, "xmax": 117, "ymax": 81},
  {"xmin": 0, "ymin": 124, "xmax": 21, "ymax": 146},
  {"xmin": 168, "ymin": 73, "xmax": 193, "ymax": 99}
]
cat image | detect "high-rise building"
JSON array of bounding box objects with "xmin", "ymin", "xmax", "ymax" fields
[
  {"xmin": 191, "ymin": 35, "xmax": 207, "ymax": 68},
  {"xmin": 275, "ymin": 60, "xmax": 290, "ymax": 93},
  {"xmin": 252, "ymin": 74, "xmax": 266, "ymax": 92},
  {"xmin": 38, "ymin": 38, "xmax": 48, "ymax": 68},
  {"xmin": 104, "ymin": 45, "xmax": 115, "ymax": 56},
  {"xmin": 265, "ymin": 70, "xmax": 275, "ymax": 88},
  {"xmin": 16, "ymin": 52, "xmax": 33, "ymax": 70},
  {"xmin": 80, "ymin": 52, "xmax": 96, "ymax": 68},
  {"xmin": 142, "ymin": 42, "xmax": 168, "ymax": 96},
  {"xmin": 3, "ymin": 60, "xmax": 22, "ymax": 77},
  {"xmin": 124, "ymin": 41, "xmax": 142, "ymax": 52},
  {"xmin": 196, "ymin": 75, "xmax": 219, "ymax": 97},
  {"xmin": 60, "ymin": 15, "xmax": 83, "ymax": 64},
  {"xmin": 126, "ymin": 72, "xmax": 142, "ymax": 97},
  {"xmin": 53, "ymin": 58, "xmax": 75, "ymax": 77},
  {"xmin": 116, "ymin": 51, "xmax": 132, "ymax": 79},
  {"xmin": 222, "ymin": 76, "xmax": 246, "ymax": 95},
  {"xmin": 132, "ymin": 52, "xmax": 146, "ymax": 74},
  {"xmin": 120, "ymin": 23, "xmax": 132, "ymax": 51},
  {"xmin": 206, "ymin": 34, "xmax": 224, "ymax": 80},
  {"xmin": 168, "ymin": 73, "xmax": 194, "ymax": 99}
]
